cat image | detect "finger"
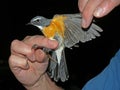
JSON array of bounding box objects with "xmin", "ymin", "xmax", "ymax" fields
[
  {"xmin": 23, "ymin": 35, "xmax": 58, "ymax": 62},
  {"xmin": 94, "ymin": 0, "xmax": 120, "ymax": 17},
  {"xmin": 24, "ymin": 35, "xmax": 58, "ymax": 50},
  {"xmin": 81, "ymin": 0, "xmax": 103, "ymax": 28},
  {"xmin": 78, "ymin": 0, "xmax": 88, "ymax": 12},
  {"xmin": 34, "ymin": 49, "xmax": 49, "ymax": 63},
  {"xmin": 9, "ymin": 55, "xmax": 29, "ymax": 73},
  {"xmin": 11, "ymin": 39, "xmax": 35, "ymax": 61}
]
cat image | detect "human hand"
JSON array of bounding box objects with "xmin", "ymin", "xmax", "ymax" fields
[
  {"xmin": 78, "ymin": 0, "xmax": 120, "ymax": 28},
  {"xmin": 9, "ymin": 35, "xmax": 58, "ymax": 89}
]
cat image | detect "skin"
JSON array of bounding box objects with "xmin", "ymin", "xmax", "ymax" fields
[
  {"xmin": 9, "ymin": 35, "xmax": 62, "ymax": 90},
  {"xmin": 8, "ymin": 0, "xmax": 120, "ymax": 89},
  {"xmin": 78, "ymin": 0, "xmax": 120, "ymax": 28}
]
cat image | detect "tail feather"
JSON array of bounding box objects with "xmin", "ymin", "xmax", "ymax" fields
[
  {"xmin": 58, "ymin": 50, "xmax": 69, "ymax": 81},
  {"xmin": 47, "ymin": 50, "xmax": 69, "ymax": 82}
]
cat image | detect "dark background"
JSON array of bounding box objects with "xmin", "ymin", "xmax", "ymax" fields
[{"xmin": 1, "ymin": 0, "xmax": 120, "ymax": 89}]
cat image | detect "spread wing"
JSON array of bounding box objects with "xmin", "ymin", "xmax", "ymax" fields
[{"xmin": 62, "ymin": 13, "xmax": 103, "ymax": 48}]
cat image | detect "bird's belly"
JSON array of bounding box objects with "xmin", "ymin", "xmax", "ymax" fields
[{"xmin": 55, "ymin": 45, "xmax": 64, "ymax": 65}]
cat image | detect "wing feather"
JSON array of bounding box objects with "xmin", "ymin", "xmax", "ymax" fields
[
  {"xmin": 57, "ymin": 13, "xmax": 82, "ymax": 19},
  {"xmin": 63, "ymin": 13, "xmax": 103, "ymax": 48}
]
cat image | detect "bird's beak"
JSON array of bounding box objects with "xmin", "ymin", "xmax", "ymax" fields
[{"xmin": 26, "ymin": 22, "xmax": 31, "ymax": 25}]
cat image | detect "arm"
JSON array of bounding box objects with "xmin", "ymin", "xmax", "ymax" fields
[
  {"xmin": 82, "ymin": 49, "xmax": 120, "ymax": 90},
  {"xmin": 78, "ymin": 0, "xmax": 120, "ymax": 89},
  {"xmin": 9, "ymin": 35, "xmax": 62, "ymax": 90}
]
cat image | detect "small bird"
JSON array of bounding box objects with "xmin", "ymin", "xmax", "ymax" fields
[{"xmin": 29, "ymin": 13, "xmax": 103, "ymax": 82}]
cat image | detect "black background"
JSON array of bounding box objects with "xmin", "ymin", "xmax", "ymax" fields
[{"xmin": 0, "ymin": 0, "xmax": 120, "ymax": 89}]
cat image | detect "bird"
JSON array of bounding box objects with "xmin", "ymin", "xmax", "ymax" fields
[{"xmin": 28, "ymin": 13, "xmax": 103, "ymax": 82}]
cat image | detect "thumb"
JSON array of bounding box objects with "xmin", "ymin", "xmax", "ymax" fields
[{"xmin": 94, "ymin": 0, "xmax": 120, "ymax": 17}]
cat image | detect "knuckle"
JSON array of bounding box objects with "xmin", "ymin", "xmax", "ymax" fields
[
  {"xmin": 8, "ymin": 55, "xmax": 15, "ymax": 65},
  {"xmin": 28, "ymin": 35, "xmax": 45, "ymax": 42},
  {"xmin": 35, "ymin": 35, "xmax": 45, "ymax": 40},
  {"xmin": 23, "ymin": 35, "xmax": 32, "ymax": 42},
  {"xmin": 11, "ymin": 39, "xmax": 19, "ymax": 48},
  {"xmin": 24, "ymin": 35, "xmax": 31, "ymax": 40},
  {"xmin": 8, "ymin": 55, "xmax": 12, "ymax": 62}
]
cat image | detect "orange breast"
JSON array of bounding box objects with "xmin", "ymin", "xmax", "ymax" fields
[{"xmin": 43, "ymin": 15, "xmax": 66, "ymax": 39}]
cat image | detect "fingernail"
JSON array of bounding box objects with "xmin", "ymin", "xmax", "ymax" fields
[
  {"xmin": 28, "ymin": 54, "xmax": 35, "ymax": 61},
  {"xmin": 94, "ymin": 7, "xmax": 103, "ymax": 17},
  {"xmin": 81, "ymin": 18, "xmax": 87, "ymax": 28}
]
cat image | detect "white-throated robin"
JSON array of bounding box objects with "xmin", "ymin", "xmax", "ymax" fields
[{"xmin": 28, "ymin": 13, "xmax": 103, "ymax": 82}]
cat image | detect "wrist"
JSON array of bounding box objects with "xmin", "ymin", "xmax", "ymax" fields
[{"xmin": 24, "ymin": 73, "xmax": 63, "ymax": 90}]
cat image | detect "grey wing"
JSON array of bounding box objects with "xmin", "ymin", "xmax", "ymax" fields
[
  {"xmin": 63, "ymin": 13, "xmax": 103, "ymax": 48},
  {"xmin": 55, "ymin": 13, "xmax": 82, "ymax": 19}
]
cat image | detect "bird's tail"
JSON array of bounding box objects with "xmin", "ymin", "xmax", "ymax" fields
[{"xmin": 47, "ymin": 50, "xmax": 69, "ymax": 82}]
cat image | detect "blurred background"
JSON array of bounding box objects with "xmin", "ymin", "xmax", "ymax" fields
[{"xmin": 1, "ymin": 0, "xmax": 120, "ymax": 89}]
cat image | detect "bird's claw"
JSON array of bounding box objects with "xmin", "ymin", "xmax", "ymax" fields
[
  {"xmin": 47, "ymin": 54, "xmax": 57, "ymax": 63},
  {"xmin": 31, "ymin": 44, "xmax": 43, "ymax": 50}
]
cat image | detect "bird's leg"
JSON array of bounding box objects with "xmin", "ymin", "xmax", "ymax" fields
[
  {"xmin": 46, "ymin": 53, "xmax": 57, "ymax": 63},
  {"xmin": 31, "ymin": 44, "xmax": 43, "ymax": 50},
  {"xmin": 31, "ymin": 44, "xmax": 57, "ymax": 63}
]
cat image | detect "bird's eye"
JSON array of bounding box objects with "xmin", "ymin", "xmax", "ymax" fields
[{"xmin": 36, "ymin": 19, "xmax": 40, "ymax": 22}]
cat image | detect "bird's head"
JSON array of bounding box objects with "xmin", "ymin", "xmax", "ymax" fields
[{"xmin": 28, "ymin": 16, "xmax": 50, "ymax": 30}]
